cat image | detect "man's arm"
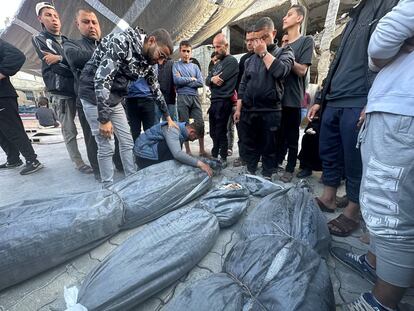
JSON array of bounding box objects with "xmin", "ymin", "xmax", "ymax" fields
[
  {"xmin": 63, "ymin": 40, "xmax": 94, "ymax": 71},
  {"xmin": 267, "ymin": 46, "xmax": 295, "ymax": 80},
  {"xmin": 162, "ymin": 127, "xmax": 198, "ymax": 167},
  {"xmin": 291, "ymin": 37, "xmax": 314, "ymax": 77},
  {"xmin": 145, "ymin": 66, "xmax": 170, "ymax": 119},
  {"xmin": 31, "ymin": 35, "xmax": 72, "ymax": 77},
  {"xmin": 188, "ymin": 65, "xmax": 204, "ymax": 88},
  {"xmin": 172, "ymin": 62, "xmax": 193, "ymax": 86},
  {"xmin": 219, "ymin": 57, "xmax": 239, "ymax": 82},
  {"xmin": 368, "ymin": 0, "xmax": 414, "ymax": 70},
  {"xmin": 0, "ymin": 39, "xmax": 25, "ymax": 78}
]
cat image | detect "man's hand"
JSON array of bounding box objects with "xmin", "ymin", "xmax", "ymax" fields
[
  {"xmin": 190, "ymin": 77, "xmax": 197, "ymax": 81},
  {"xmin": 307, "ymin": 104, "xmax": 321, "ymax": 122},
  {"xmin": 99, "ymin": 121, "xmax": 113, "ymax": 139},
  {"xmin": 198, "ymin": 161, "xmax": 213, "ymax": 177},
  {"xmin": 166, "ymin": 116, "xmax": 179, "ymax": 129},
  {"xmin": 253, "ymin": 38, "xmax": 267, "ymax": 55},
  {"xmin": 357, "ymin": 106, "xmax": 366, "ymax": 128},
  {"xmin": 175, "ymin": 71, "xmax": 181, "ymax": 77},
  {"xmin": 0, "ymin": 73, "xmax": 6, "ymax": 80},
  {"xmin": 42, "ymin": 52, "xmax": 62, "ymax": 65},
  {"xmin": 211, "ymin": 72, "xmax": 224, "ymax": 86},
  {"xmin": 234, "ymin": 109, "xmax": 241, "ymax": 124}
]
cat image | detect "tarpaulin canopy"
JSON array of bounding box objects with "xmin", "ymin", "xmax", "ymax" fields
[{"xmin": 0, "ymin": 0, "xmax": 256, "ymax": 75}]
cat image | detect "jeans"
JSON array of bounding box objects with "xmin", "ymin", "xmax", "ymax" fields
[
  {"xmin": 50, "ymin": 95, "xmax": 84, "ymax": 167},
  {"xmin": 77, "ymin": 104, "xmax": 99, "ymax": 173},
  {"xmin": 0, "ymin": 97, "xmax": 37, "ymax": 163},
  {"xmin": 319, "ymin": 106, "xmax": 363, "ymax": 203},
  {"xmin": 81, "ymin": 99, "xmax": 136, "ymax": 186}
]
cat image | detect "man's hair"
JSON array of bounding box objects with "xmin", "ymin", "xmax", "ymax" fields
[
  {"xmin": 179, "ymin": 40, "xmax": 191, "ymax": 49},
  {"xmin": 75, "ymin": 8, "xmax": 96, "ymax": 19},
  {"xmin": 188, "ymin": 122, "xmax": 204, "ymax": 137},
  {"xmin": 148, "ymin": 28, "xmax": 174, "ymax": 54},
  {"xmin": 37, "ymin": 96, "xmax": 49, "ymax": 107},
  {"xmin": 254, "ymin": 17, "xmax": 274, "ymax": 32},
  {"xmin": 291, "ymin": 4, "xmax": 306, "ymax": 18},
  {"xmin": 245, "ymin": 24, "xmax": 255, "ymax": 34}
]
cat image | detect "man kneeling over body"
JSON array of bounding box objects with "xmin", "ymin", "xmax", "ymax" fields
[{"xmin": 134, "ymin": 121, "xmax": 213, "ymax": 176}]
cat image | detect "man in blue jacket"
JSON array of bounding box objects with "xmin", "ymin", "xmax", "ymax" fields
[{"xmin": 134, "ymin": 122, "xmax": 212, "ymax": 176}]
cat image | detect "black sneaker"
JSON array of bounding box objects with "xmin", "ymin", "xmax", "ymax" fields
[
  {"xmin": 20, "ymin": 160, "xmax": 43, "ymax": 175},
  {"xmin": 330, "ymin": 247, "xmax": 377, "ymax": 284},
  {"xmin": 0, "ymin": 159, "xmax": 24, "ymax": 169}
]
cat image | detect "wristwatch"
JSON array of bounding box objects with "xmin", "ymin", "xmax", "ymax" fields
[{"xmin": 259, "ymin": 51, "xmax": 268, "ymax": 58}]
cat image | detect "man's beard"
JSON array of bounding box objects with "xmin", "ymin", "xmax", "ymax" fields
[{"xmin": 216, "ymin": 52, "xmax": 226, "ymax": 60}]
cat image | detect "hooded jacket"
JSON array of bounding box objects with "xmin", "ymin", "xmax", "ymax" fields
[{"xmin": 78, "ymin": 27, "xmax": 168, "ymax": 123}]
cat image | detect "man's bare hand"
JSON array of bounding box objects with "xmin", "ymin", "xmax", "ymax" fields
[
  {"xmin": 99, "ymin": 121, "xmax": 113, "ymax": 139},
  {"xmin": 233, "ymin": 109, "xmax": 241, "ymax": 124},
  {"xmin": 166, "ymin": 116, "xmax": 179, "ymax": 129},
  {"xmin": 357, "ymin": 106, "xmax": 366, "ymax": 128},
  {"xmin": 42, "ymin": 52, "xmax": 61, "ymax": 65},
  {"xmin": 175, "ymin": 71, "xmax": 181, "ymax": 77},
  {"xmin": 198, "ymin": 161, "xmax": 213, "ymax": 177},
  {"xmin": 0, "ymin": 73, "xmax": 6, "ymax": 80},
  {"xmin": 307, "ymin": 104, "xmax": 321, "ymax": 122},
  {"xmin": 211, "ymin": 72, "xmax": 224, "ymax": 86}
]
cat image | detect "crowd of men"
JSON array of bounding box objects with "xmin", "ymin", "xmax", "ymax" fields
[{"xmin": 0, "ymin": 1, "xmax": 413, "ymax": 310}]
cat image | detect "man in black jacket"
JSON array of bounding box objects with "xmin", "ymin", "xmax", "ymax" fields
[
  {"xmin": 206, "ymin": 33, "xmax": 239, "ymax": 163},
  {"xmin": 234, "ymin": 17, "xmax": 294, "ymax": 179},
  {"xmin": 0, "ymin": 39, "xmax": 43, "ymax": 175},
  {"xmin": 307, "ymin": 0, "xmax": 399, "ymax": 237},
  {"xmin": 63, "ymin": 8, "xmax": 102, "ymax": 180},
  {"xmin": 32, "ymin": 2, "xmax": 92, "ymax": 174}
]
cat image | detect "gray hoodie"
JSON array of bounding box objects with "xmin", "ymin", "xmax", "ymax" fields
[{"xmin": 367, "ymin": 0, "xmax": 414, "ymax": 117}]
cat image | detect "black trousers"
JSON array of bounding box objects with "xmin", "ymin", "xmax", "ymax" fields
[
  {"xmin": 125, "ymin": 97, "xmax": 156, "ymax": 143},
  {"xmin": 240, "ymin": 111, "xmax": 281, "ymax": 177},
  {"xmin": 0, "ymin": 97, "xmax": 37, "ymax": 163},
  {"xmin": 77, "ymin": 105, "xmax": 99, "ymax": 173},
  {"xmin": 276, "ymin": 106, "xmax": 301, "ymax": 173},
  {"xmin": 298, "ymin": 119, "xmax": 322, "ymax": 171},
  {"xmin": 209, "ymin": 98, "xmax": 232, "ymax": 160},
  {"xmin": 136, "ymin": 140, "xmax": 174, "ymax": 169}
]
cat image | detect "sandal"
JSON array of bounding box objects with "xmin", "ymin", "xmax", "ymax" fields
[
  {"xmin": 77, "ymin": 164, "xmax": 93, "ymax": 174},
  {"xmin": 315, "ymin": 197, "xmax": 335, "ymax": 213},
  {"xmin": 328, "ymin": 214, "xmax": 359, "ymax": 237}
]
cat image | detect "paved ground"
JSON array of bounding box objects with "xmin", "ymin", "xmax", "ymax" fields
[{"xmin": 0, "ymin": 122, "xmax": 413, "ymax": 311}]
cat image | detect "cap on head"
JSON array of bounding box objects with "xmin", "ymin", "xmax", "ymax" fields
[{"xmin": 35, "ymin": 2, "xmax": 56, "ymax": 16}]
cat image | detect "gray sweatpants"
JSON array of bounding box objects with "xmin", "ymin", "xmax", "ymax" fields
[
  {"xmin": 81, "ymin": 99, "xmax": 136, "ymax": 186},
  {"xmin": 360, "ymin": 112, "xmax": 414, "ymax": 287},
  {"xmin": 50, "ymin": 95, "xmax": 84, "ymax": 167}
]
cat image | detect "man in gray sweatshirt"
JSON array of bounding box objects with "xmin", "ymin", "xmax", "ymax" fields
[{"xmin": 332, "ymin": 1, "xmax": 414, "ymax": 310}]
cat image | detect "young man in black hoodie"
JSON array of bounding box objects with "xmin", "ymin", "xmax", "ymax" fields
[
  {"xmin": 234, "ymin": 17, "xmax": 294, "ymax": 179},
  {"xmin": 32, "ymin": 2, "xmax": 92, "ymax": 174},
  {"xmin": 0, "ymin": 40, "xmax": 43, "ymax": 175}
]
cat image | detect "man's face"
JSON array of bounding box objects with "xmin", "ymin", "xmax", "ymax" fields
[
  {"xmin": 283, "ymin": 8, "xmax": 302, "ymax": 31},
  {"xmin": 187, "ymin": 128, "xmax": 198, "ymax": 141},
  {"xmin": 76, "ymin": 10, "xmax": 101, "ymax": 40},
  {"xmin": 213, "ymin": 38, "xmax": 227, "ymax": 60},
  {"xmin": 180, "ymin": 45, "xmax": 192, "ymax": 63},
  {"xmin": 254, "ymin": 27, "xmax": 276, "ymax": 46},
  {"xmin": 145, "ymin": 37, "xmax": 171, "ymax": 65},
  {"xmin": 38, "ymin": 8, "xmax": 61, "ymax": 35},
  {"xmin": 245, "ymin": 32, "xmax": 255, "ymax": 52}
]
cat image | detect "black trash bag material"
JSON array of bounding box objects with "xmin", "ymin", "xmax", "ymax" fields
[
  {"xmin": 113, "ymin": 160, "xmax": 212, "ymax": 229},
  {"xmin": 196, "ymin": 181, "xmax": 250, "ymax": 228},
  {"xmin": 234, "ymin": 174, "xmax": 285, "ymax": 197},
  {"xmin": 239, "ymin": 184, "xmax": 331, "ymax": 257},
  {"xmin": 167, "ymin": 236, "xmax": 335, "ymax": 311},
  {"xmin": 65, "ymin": 208, "xmax": 219, "ymax": 311},
  {"xmin": 0, "ymin": 190, "xmax": 123, "ymax": 291}
]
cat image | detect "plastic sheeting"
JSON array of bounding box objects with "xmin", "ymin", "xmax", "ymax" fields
[
  {"xmin": 167, "ymin": 236, "xmax": 335, "ymax": 311},
  {"xmin": 196, "ymin": 181, "xmax": 250, "ymax": 228},
  {"xmin": 65, "ymin": 179, "xmax": 251, "ymax": 311},
  {"xmin": 116, "ymin": 160, "xmax": 211, "ymax": 229},
  {"xmin": 235, "ymin": 174, "xmax": 285, "ymax": 197},
  {"xmin": 0, "ymin": 0, "xmax": 256, "ymax": 75},
  {"xmin": 0, "ymin": 160, "xmax": 210, "ymax": 291},
  {"xmin": 239, "ymin": 183, "xmax": 331, "ymax": 257},
  {"xmin": 166, "ymin": 183, "xmax": 335, "ymax": 311}
]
